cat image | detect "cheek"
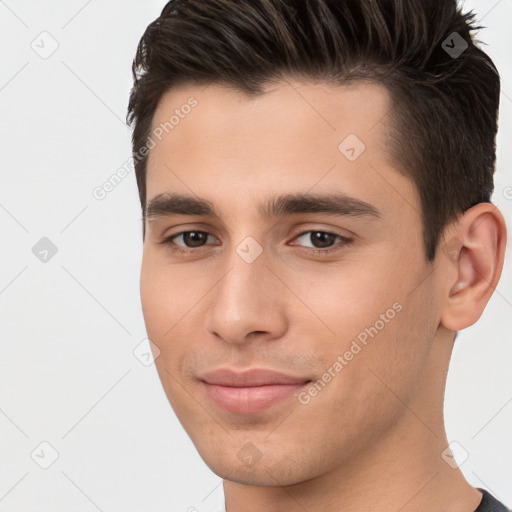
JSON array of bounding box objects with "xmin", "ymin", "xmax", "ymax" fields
[
  {"xmin": 140, "ymin": 260, "xmax": 167, "ymax": 339},
  {"xmin": 139, "ymin": 254, "xmax": 211, "ymax": 378},
  {"xmin": 139, "ymin": 257, "xmax": 188, "ymax": 363},
  {"xmin": 139, "ymin": 257, "xmax": 196, "ymax": 414},
  {"xmin": 302, "ymin": 260, "xmax": 433, "ymax": 405},
  {"xmin": 140, "ymin": 252, "xmax": 192, "ymax": 338},
  {"xmin": 289, "ymin": 262, "xmax": 402, "ymax": 345}
]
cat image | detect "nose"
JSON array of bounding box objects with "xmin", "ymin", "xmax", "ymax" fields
[{"xmin": 203, "ymin": 242, "xmax": 288, "ymax": 345}]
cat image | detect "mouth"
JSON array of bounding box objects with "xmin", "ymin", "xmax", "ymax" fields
[{"xmin": 198, "ymin": 367, "xmax": 312, "ymax": 414}]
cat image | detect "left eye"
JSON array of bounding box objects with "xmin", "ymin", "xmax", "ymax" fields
[{"xmin": 291, "ymin": 230, "xmax": 351, "ymax": 251}]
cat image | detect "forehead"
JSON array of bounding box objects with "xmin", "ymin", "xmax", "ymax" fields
[
  {"xmin": 145, "ymin": 79, "xmax": 414, "ymax": 219},
  {"xmin": 149, "ymin": 79, "xmax": 392, "ymax": 148}
]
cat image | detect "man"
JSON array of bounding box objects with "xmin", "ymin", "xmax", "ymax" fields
[{"xmin": 126, "ymin": 1, "xmax": 510, "ymax": 511}]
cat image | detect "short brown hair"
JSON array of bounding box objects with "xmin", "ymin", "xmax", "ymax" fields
[{"xmin": 127, "ymin": 0, "xmax": 500, "ymax": 260}]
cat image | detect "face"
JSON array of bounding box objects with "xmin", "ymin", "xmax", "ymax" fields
[{"xmin": 140, "ymin": 79, "xmax": 444, "ymax": 486}]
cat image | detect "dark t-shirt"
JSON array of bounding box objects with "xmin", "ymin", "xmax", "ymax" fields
[{"xmin": 475, "ymin": 488, "xmax": 511, "ymax": 512}]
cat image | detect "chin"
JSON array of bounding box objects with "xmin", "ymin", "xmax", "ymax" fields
[{"xmin": 195, "ymin": 439, "xmax": 313, "ymax": 487}]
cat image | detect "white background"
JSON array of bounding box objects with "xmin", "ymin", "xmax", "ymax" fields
[{"xmin": 0, "ymin": 1, "xmax": 510, "ymax": 511}]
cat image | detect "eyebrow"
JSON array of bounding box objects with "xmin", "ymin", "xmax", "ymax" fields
[{"xmin": 145, "ymin": 192, "xmax": 381, "ymax": 221}]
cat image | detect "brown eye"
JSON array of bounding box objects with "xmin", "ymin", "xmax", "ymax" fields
[
  {"xmin": 292, "ymin": 230, "xmax": 351, "ymax": 252},
  {"xmin": 162, "ymin": 231, "xmax": 218, "ymax": 250},
  {"xmin": 180, "ymin": 231, "xmax": 208, "ymax": 247},
  {"xmin": 308, "ymin": 231, "xmax": 337, "ymax": 248}
]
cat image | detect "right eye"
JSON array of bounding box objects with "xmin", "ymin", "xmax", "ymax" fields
[{"xmin": 161, "ymin": 231, "xmax": 220, "ymax": 253}]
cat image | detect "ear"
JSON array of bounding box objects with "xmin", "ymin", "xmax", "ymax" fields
[{"xmin": 439, "ymin": 203, "xmax": 507, "ymax": 331}]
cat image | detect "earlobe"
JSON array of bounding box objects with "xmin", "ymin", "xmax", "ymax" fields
[{"xmin": 440, "ymin": 204, "xmax": 507, "ymax": 332}]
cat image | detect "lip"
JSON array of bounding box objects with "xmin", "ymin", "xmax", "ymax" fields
[
  {"xmin": 199, "ymin": 368, "xmax": 311, "ymax": 387},
  {"xmin": 198, "ymin": 368, "xmax": 311, "ymax": 414}
]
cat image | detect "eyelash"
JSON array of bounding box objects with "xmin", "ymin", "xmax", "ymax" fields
[{"xmin": 160, "ymin": 230, "xmax": 353, "ymax": 256}]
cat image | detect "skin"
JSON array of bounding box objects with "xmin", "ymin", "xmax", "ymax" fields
[{"xmin": 140, "ymin": 79, "xmax": 507, "ymax": 512}]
